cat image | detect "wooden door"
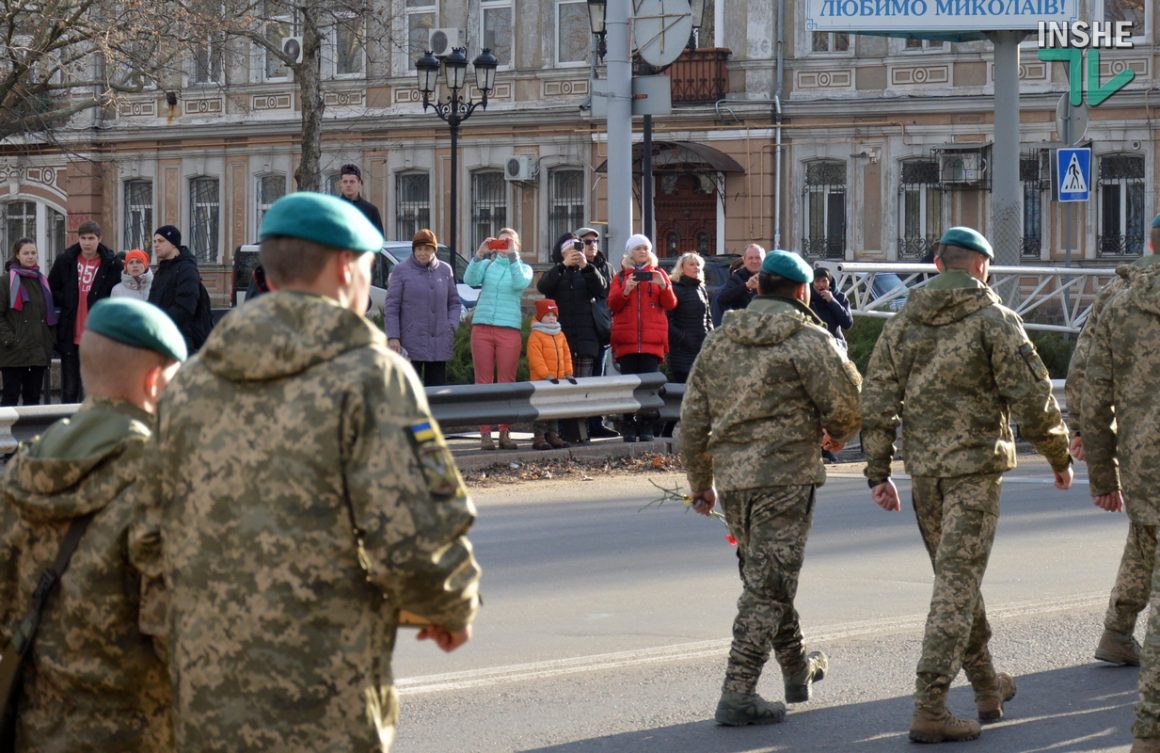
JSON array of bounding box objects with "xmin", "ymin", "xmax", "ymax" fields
[{"xmin": 653, "ymin": 173, "xmax": 716, "ymax": 258}]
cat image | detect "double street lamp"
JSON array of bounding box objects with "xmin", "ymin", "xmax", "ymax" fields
[{"xmin": 415, "ymin": 46, "xmax": 498, "ymax": 280}]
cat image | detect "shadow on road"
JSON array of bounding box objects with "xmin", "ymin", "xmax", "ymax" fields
[{"xmin": 517, "ymin": 664, "xmax": 1138, "ymax": 753}]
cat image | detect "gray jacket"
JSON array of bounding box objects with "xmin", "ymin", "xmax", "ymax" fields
[{"xmin": 385, "ymin": 254, "xmax": 461, "ymax": 362}]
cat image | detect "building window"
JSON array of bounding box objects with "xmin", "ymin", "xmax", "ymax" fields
[
  {"xmin": 256, "ymin": 175, "xmax": 286, "ymax": 235},
  {"xmin": 811, "ymin": 32, "xmax": 849, "ymax": 53},
  {"xmin": 1101, "ymin": 0, "xmax": 1145, "ymax": 29},
  {"xmin": 264, "ymin": 17, "xmax": 292, "ymax": 80},
  {"xmin": 1, "ymin": 201, "xmax": 36, "ymax": 255},
  {"xmin": 335, "ymin": 14, "xmax": 365, "ymax": 76},
  {"xmin": 1020, "ymin": 156, "xmax": 1044, "ymax": 259},
  {"xmin": 192, "ymin": 34, "xmax": 224, "ymax": 85},
  {"xmin": 481, "ymin": 0, "xmax": 512, "ymax": 67},
  {"xmin": 406, "ymin": 0, "xmax": 436, "ymax": 72},
  {"xmin": 46, "ymin": 208, "xmax": 65, "ymax": 266},
  {"xmin": 898, "ymin": 159, "xmax": 942, "ymax": 260},
  {"xmin": 556, "ymin": 1, "xmax": 589, "ymax": 66},
  {"xmin": 802, "ymin": 160, "xmax": 846, "ymax": 260},
  {"xmin": 471, "ymin": 170, "xmax": 507, "ymax": 250},
  {"xmin": 903, "ymin": 37, "xmax": 944, "ymax": 50},
  {"xmin": 395, "ymin": 172, "xmax": 430, "ymax": 240},
  {"xmin": 189, "ymin": 177, "xmax": 220, "ymax": 263},
  {"xmin": 547, "ymin": 168, "xmax": 585, "ymax": 248},
  {"xmin": 123, "ymin": 180, "xmax": 153, "ymax": 251},
  {"xmin": 1097, "ymin": 153, "xmax": 1145, "ymax": 258}
]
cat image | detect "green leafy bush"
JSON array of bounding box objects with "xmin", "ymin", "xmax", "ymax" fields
[
  {"xmin": 447, "ymin": 316, "xmax": 533, "ymax": 385},
  {"xmin": 1028, "ymin": 330, "xmax": 1075, "ymax": 379},
  {"xmin": 846, "ymin": 317, "xmax": 886, "ymax": 375}
]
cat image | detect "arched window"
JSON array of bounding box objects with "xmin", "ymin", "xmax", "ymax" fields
[
  {"xmin": 547, "ymin": 168, "xmax": 585, "ymax": 249},
  {"xmin": 1097, "ymin": 153, "xmax": 1145, "ymax": 258},
  {"xmin": 802, "ymin": 159, "xmax": 846, "ymax": 260},
  {"xmin": 395, "ymin": 172, "xmax": 430, "ymax": 241},
  {"xmin": 470, "ymin": 170, "xmax": 507, "ymax": 250},
  {"xmin": 189, "ymin": 176, "xmax": 221, "ymax": 263},
  {"xmin": 898, "ymin": 158, "xmax": 942, "ymax": 260}
]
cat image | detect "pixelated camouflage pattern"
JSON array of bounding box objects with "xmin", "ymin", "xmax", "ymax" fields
[
  {"xmin": 1104, "ymin": 522, "xmax": 1157, "ymax": 635},
  {"xmin": 720, "ymin": 485, "xmax": 815, "ymax": 695},
  {"xmin": 910, "ymin": 474, "xmax": 1001, "ymax": 711},
  {"xmin": 0, "ymin": 399, "xmax": 171, "ymax": 752},
  {"xmin": 144, "ymin": 291, "xmax": 480, "ymax": 753},
  {"xmin": 1135, "ymin": 545, "xmax": 1160, "ymax": 739},
  {"xmin": 1066, "ymin": 255, "xmax": 1160, "ymax": 428},
  {"xmin": 1083, "ymin": 263, "xmax": 1160, "ymax": 522},
  {"xmin": 680, "ymin": 296, "xmax": 862, "ymax": 494},
  {"xmin": 861, "ymin": 270, "xmax": 1070, "ymax": 482}
]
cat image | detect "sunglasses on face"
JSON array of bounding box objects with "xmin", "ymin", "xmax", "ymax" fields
[{"xmin": 583, "ymin": 239, "xmax": 597, "ymax": 245}]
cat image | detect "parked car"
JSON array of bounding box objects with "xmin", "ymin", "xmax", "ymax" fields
[{"xmin": 658, "ymin": 253, "xmax": 739, "ymax": 326}]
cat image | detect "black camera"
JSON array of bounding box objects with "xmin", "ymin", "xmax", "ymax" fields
[
  {"xmin": 571, "ymin": 240, "xmax": 584, "ymax": 251},
  {"xmin": 633, "ymin": 269, "xmax": 652, "ymax": 282}
]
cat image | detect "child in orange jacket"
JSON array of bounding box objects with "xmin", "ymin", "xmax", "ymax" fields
[{"xmin": 527, "ymin": 299, "xmax": 574, "ymax": 450}]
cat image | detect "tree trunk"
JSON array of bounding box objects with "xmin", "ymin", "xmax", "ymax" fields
[{"xmin": 293, "ymin": 5, "xmax": 325, "ymax": 191}]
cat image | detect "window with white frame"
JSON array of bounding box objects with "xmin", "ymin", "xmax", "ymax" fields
[
  {"xmin": 264, "ymin": 17, "xmax": 292, "ymax": 80},
  {"xmin": 556, "ymin": 1, "xmax": 589, "ymax": 66},
  {"xmin": 189, "ymin": 177, "xmax": 221, "ymax": 262},
  {"xmin": 902, "ymin": 37, "xmax": 944, "ymax": 51},
  {"xmin": 192, "ymin": 34, "xmax": 224, "ymax": 84},
  {"xmin": 801, "ymin": 160, "xmax": 846, "ymax": 260},
  {"xmin": 256, "ymin": 175, "xmax": 286, "ymax": 235},
  {"xmin": 547, "ymin": 168, "xmax": 584, "ymax": 246},
  {"xmin": 1097, "ymin": 153, "xmax": 1146, "ymax": 258},
  {"xmin": 335, "ymin": 14, "xmax": 365, "ymax": 77},
  {"xmin": 395, "ymin": 172, "xmax": 430, "ymax": 240},
  {"xmin": 811, "ymin": 31, "xmax": 849, "ymax": 53},
  {"xmin": 481, "ymin": 0, "xmax": 512, "ymax": 67},
  {"xmin": 46, "ymin": 208, "xmax": 65, "ymax": 266},
  {"xmin": 0, "ymin": 201, "xmax": 65, "ymax": 267},
  {"xmin": 471, "ymin": 170, "xmax": 506, "ymax": 250},
  {"xmin": 324, "ymin": 173, "xmax": 341, "ymax": 196},
  {"xmin": 123, "ymin": 180, "xmax": 153, "ymax": 251},
  {"xmin": 406, "ymin": 0, "xmax": 436, "ymax": 72},
  {"xmin": 1100, "ymin": 0, "xmax": 1146, "ymax": 33},
  {"xmin": 1, "ymin": 201, "xmax": 36, "ymax": 255},
  {"xmin": 898, "ymin": 159, "xmax": 943, "ymax": 260}
]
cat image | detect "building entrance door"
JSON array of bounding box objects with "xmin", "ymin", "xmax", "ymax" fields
[{"xmin": 654, "ymin": 173, "xmax": 716, "ymax": 258}]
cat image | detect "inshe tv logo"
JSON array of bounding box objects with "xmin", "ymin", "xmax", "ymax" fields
[{"xmin": 1037, "ymin": 21, "xmax": 1135, "ymax": 107}]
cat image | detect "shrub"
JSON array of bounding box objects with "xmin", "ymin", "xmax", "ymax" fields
[
  {"xmin": 1029, "ymin": 330, "xmax": 1075, "ymax": 379},
  {"xmin": 447, "ymin": 316, "xmax": 533, "ymax": 385},
  {"xmin": 846, "ymin": 316, "xmax": 886, "ymax": 375}
]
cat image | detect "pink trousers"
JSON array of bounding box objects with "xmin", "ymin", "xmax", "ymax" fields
[{"xmin": 471, "ymin": 323, "xmax": 522, "ymax": 434}]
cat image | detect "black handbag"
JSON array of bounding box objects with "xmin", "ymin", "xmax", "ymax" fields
[{"xmin": 592, "ymin": 297, "xmax": 612, "ymax": 343}]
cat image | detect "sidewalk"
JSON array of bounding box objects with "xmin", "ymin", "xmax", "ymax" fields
[{"xmin": 445, "ymin": 431, "xmax": 675, "ymax": 471}]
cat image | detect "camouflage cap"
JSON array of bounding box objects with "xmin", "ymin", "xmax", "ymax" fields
[
  {"xmin": 939, "ymin": 226, "xmax": 994, "ymax": 259},
  {"xmin": 86, "ymin": 298, "xmax": 188, "ymax": 362},
  {"xmin": 760, "ymin": 249, "xmax": 813, "ymax": 284},
  {"xmin": 259, "ymin": 191, "xmax": 383, "ymax": 253}
]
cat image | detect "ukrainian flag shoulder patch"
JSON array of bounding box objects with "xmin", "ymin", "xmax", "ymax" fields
[{"xmin": 409, "ymin": 421, "xmax": 437, "ymax": 443}]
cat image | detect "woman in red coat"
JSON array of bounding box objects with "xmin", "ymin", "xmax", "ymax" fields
[{"xmin": 608, "ymin": 233, "xmax": 677, "ymax": 442}]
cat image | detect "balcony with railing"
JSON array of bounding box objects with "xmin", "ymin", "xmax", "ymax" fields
[{"xmin": 635, "ymin": 48, "xmax": 730, "ymax": 105}]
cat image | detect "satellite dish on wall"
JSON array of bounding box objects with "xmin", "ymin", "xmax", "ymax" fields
[{"xmin": 633, "ymin": 0, "xmax": 693, "ymax": 68}]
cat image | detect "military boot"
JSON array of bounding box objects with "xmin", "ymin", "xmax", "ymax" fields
[
  {"xmin": 714, "ymin": 690, "xmax": 786, "ymax": 726},
  {"xmin": 1095, "ymin": 628, "xmax": 1141, "ymax": 666},
  {"xmin": 498, "ymin": 429, "xmax": 518, "ymax": 450},
  {"xmin": 480, "ymin": 432, "xmax": 496, "ymax": 451},
  {"xmin": 532, "ymin": 432, "xmax": 551, "ymax": 451},
  {"xmin": 909, "ymin": 708, "xmax": 982, "ymax": 744},
  {"xmin": 546, "ymin": 432, "xmax": 571, "ymax": 449},
  {"xmin": 1130, "ymin": 738, "xmax": 1160, "ymax": 753},
  {"xmin": 975, "ymin": 672, "xmax": 1016, "ymax": 723},
  {"xmin": 784, "ymin": 650, "xmax": 828, "ymax": 704}
]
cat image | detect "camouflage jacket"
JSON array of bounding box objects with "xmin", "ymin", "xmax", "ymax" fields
[
  {"xmin": 861, "ymin": 270, "xmax": 1070, "ymax": 481},
  {"xmin": 0, "ymin": 398, "xmax": 170, "ymax": 753},
  {"xmin": 143, "ymin": 291, "xmax": 480, "ymax": 752},
  {"xmin": 1081, "ymin": 264, "xmax": 1160, "ymax": 522},
  {"xmin": 1066, "ymin": 255, "xmax": 1160, "ymax": 428},
  {"xmin": 680, "ymin": 296, "xmax": 862, "ymax": 493}
]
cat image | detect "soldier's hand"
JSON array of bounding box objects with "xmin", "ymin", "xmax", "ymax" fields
[
  {"xmin": 871, "ymin": 480, "xmax": 901, "ymax": 512},
  {"xmin": 1093, "ymin": 491, "xmax": 1124, "ymax": 513},
  {"xmin": 1069, "ymin": 434, "xmax": 1085, "ymax": 461},
  {"xmin": 820, "ymin": 430, "xmax": 844, "ymax": 452},
  {"xmin": 691, "ymin": 488, "xmax": 717, "ymax": 516},
  {"xmin": 417, "ymin": 625, "xmax": 472, "ymax": 653},
  {"xmin": 1053, "ymin": 466, "xmax": 1074, "ymax": 490}
]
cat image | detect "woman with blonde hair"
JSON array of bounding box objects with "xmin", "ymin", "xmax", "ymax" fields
[{"xmin": 666, "ymin": 251, "xmax": 714, "ymax": 384}]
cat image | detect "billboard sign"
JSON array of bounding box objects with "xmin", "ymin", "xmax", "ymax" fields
[{"xmin": 804, "ymin": 0, "xmax": 1078, "ymax": 33}]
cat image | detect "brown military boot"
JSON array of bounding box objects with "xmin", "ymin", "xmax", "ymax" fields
[
  {"xmin": 546, "ymin": 432, "xmax": 571, "ymax": 449},
  {"xmin": 532, "ymin": 432, "xmax": 551, "ymax": 451},
  {"xmin": 498, "ymin": 429, "xmax": 518, "ymax": 450},
  {"xmin": 714, "ymin": 690, "xmax": 786, "ymax": 726},
  {"xmin": 1130, "ymin": 738, "xmax": 1160, "ymax": 753},
  {"xmin": 1095, "ymin": 628, "xmax": 1141, "ymax": 666},
  {"xmin": 909, "ymin": 708, "xmax": 982, "ymax": 744},
  {"xmin": 784, "ymin": 650, "xmax": 828, "ymax": 703},
  {"xmin": 480, "ymin": 432, "xmax": 496, "ymax": 451},
  {"xmin": 975, "ymin": 672, "xmax": 1016, "ymax": 723}
]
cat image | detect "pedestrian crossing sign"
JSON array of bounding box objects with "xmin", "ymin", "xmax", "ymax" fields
[{"xmin": 1056, "ymin": 147, "xmax": 1091, "ymax": 202}]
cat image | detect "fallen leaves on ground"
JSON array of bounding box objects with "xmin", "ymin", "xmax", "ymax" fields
[{"xmin": 463, "ymin": 453, "xmax": 684, "ymax": 487}]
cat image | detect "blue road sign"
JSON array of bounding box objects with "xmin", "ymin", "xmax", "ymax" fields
[{"xmin": 1057, "ymin": 147, "xmax": 1091, "ymax": 202}]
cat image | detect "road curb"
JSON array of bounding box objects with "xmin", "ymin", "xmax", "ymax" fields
[{"xmin": 448, "ymin": 435, "xmax": 675, "ymax": 471}]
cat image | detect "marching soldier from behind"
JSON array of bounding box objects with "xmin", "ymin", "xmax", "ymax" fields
[
  {"xmin": 681, "ymin": 249, "xmax": 861, "ymax": 726},
  {"xmin": 1080, "ymin": 239, "xmax": 1160, "ymax": 753},
  {"xmin": 861, "ymin": 227, "xmax": 1072, "ymax": 744},
  {"xmin": 1066, "ymin": 212, "xmax": 1160, "ymax": 668},
  {"xmin": 0, "ymin": 298, "xmax": 187, "ymax": 752},
  {"xmin": 141, "ymin": 192, "xmax": 480, "ymax": 752}
]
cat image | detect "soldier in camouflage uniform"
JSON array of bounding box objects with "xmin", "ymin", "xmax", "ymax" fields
[
  {"xmin": 142, "ymin": 193, "xmax": 481, "ymax": 753},
  {"xmin": 1066, "ymin": 213, "xmax": 1160, "ymax": 668},
  {"xmin": 0, "ymin": 298, "xmax": 187, "ymax": 752},
  {"xmin": 1081, "ymin": 252, "xmax": 1160, "ymax": 753},
  {"xmin": 680, "ymin": 249, "xmax": 861, "ymax": 726},
  {"xmin": 861, "ymin": 227, "xmax": 1072, "ymax": 744}
]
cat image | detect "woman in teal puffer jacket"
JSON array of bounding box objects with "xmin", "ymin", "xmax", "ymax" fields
[{"xmin": 464, "ymin": 227, "xmax": 533, "ymax": 450}]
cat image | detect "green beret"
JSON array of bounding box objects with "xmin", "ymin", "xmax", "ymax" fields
[
  {"xmin": 259, "ymin": 191, "xmax": 383, "ymax": 254},
  {"xmin": 1151, "ymin": 212, "xmax": 1160, "ymax": 228},
  {"xmin": 86, "ymin": 299, "xmax": 187, "ymax": 363},
  {"xmin": 760, "ymin": 250, "xmax": 813, "ymax": 284},
  {"xmin": 939, "ymin": 226, "xmax": 993, "ymax": 259}
]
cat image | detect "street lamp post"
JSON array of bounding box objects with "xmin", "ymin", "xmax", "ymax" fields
[{"xmin": 415, "ymin": 46, "xmax": 498, "ymax": 280}]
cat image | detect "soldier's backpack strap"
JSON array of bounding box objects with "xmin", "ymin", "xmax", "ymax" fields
[{"xmin": 0, "ymin": 512, "xmax": 95, "ymax": 746}]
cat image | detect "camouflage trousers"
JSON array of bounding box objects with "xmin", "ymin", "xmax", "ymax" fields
[
  {"xmin": 719, "ymin": 485, "xmax": 815, "ymax": 695},
  {"xmin": 1105, "ymin": 521, "xmax": 1158, "ymax": 635},
  {"xmin": 1133, "ymin": 534, "xmax": 1160, "ymax": 739},
  {"xmin": 911, "ymin": 474, "xmax": 1001, "ymax": 712}
]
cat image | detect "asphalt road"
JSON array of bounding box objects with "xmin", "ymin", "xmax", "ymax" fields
[{"xmin": 391, "ymin": 457, "xmax": 1140, "ymax": 753}]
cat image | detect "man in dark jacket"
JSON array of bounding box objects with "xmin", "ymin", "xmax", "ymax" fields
[
  {"xmin": 575, "ymin": 225, "xmax": 618, "ymax": 438},
  {"xmin": 48, "ymin": 219, "xmax": 122, "ymax": 402},
  {"xmin": 337, "ymin": 164, "xmax": 384, "ymax": 234},
  {"xmin": 149, "ymin": 225, "xmax": 210, "ymax": 354},
  {"xmin": 538, "ymin": 233, "xmax": 608, "ymax": 377},
  {"xmin": 718, "ymin": 243, "xmax": 766, "ymax": 315},
  {"xmin": 808, "ymin": 267, "xmax": 853, "ymax": 350}
]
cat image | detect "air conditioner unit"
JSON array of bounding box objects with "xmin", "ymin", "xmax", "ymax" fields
[
  {"xmin": 428, "ymin": 27, "xmax": 462, "ymax": 57},
  {"xmin": 505, "ymin": 155, "xmax": 536, "ymax": 182},
  {"xmin": 282, "ymin": 36, "xmax": 303, "ymax": 64},
  {"xmin": 940, "ymin": 151, "xmax": 984, "ymax": 185}
]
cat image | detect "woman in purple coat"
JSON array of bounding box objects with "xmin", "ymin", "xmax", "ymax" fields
[{"xmin": 385, "ymin": 229, "xmax": 461, "ymax": 386}]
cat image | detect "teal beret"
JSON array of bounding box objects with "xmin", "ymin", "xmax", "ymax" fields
[
  {"xmin": 1151, "ymin": 213, "xmax": 1160, "ymax": 228},
  {"xmin": 259, "ymin": 191, "xmax": 383, "ymax": 253},
  {"xmin": 938, "ymin": 226, "xmax": 993, "ymax": 259},
  {"xmin": 86, "ymin": 299, "xmax": 187, "ymax": 363},
  {"xmin": 760, "ymin": 250, "xmax": 813, "ymax": 284}
]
